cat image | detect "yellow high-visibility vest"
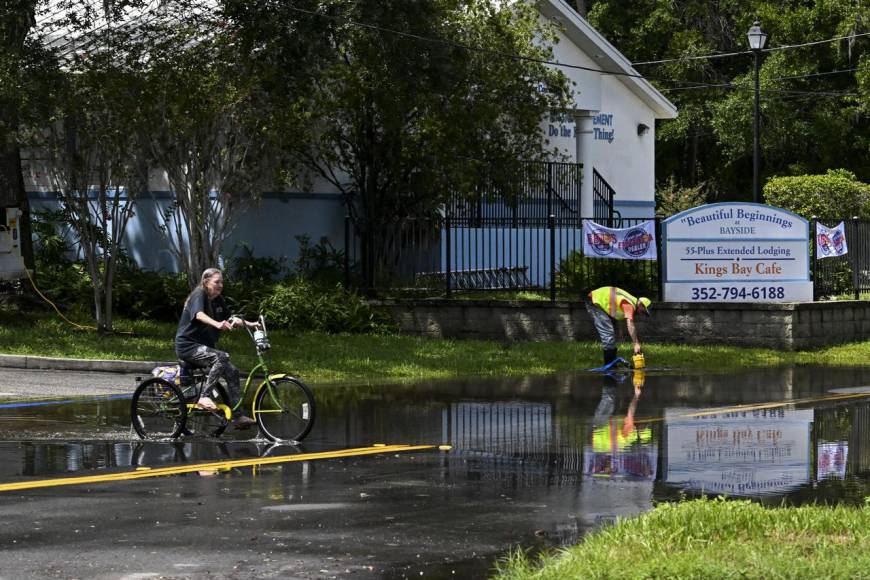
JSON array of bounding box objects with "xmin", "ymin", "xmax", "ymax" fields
[{"xmin": 589, "ymin": 286, "xmax": 639, "ymax": 321}]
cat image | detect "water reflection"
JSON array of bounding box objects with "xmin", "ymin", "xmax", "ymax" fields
[
  {"xmin": 4, "ymin": 367, "xmax": 870, "ymax": 509},
  {"xmin": 662, "ymin": 407, "xmax": 812, "ymax": 496}
]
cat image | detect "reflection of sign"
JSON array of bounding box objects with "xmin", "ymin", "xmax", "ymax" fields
[
  {"xmin": 816, "ymin": 222, "xmax": 848, "ymax": 259},
  {"xmin": 663, "ymin": 203, "xmax": 812, "ymax": 302},
  {"xmin": 817, "ymin": 441, "xmax": 848, "ymax": 480},
  {"xmin": 663, "ymin": 407, "xmax": 812, "ymax": 496},
  {"xmin": 582, "ymin": 220, "xmax": 657, "ymax": 260}
]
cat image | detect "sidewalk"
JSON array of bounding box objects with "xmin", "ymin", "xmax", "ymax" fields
[{"xmin": 0, "ymin": 353, "xmax": 161, "ymax": 374}]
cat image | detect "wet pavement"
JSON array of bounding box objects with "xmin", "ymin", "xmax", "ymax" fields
[{"xmin": 2, "ymin": 366, "xmax": 870, "ymax": 578}]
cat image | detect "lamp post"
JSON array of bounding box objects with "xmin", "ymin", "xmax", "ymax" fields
[{"xmin": 747, "ymin": 20, "xmax": 767, "ymax": 204}]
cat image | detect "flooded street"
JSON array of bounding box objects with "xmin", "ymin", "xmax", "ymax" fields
[{"xmin": 1, "ymin": 366, "xmax": 870, "ymax": 578}]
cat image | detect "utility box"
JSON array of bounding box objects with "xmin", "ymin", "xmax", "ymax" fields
[{"xmin": 0, "ymin": 208, "xmax": 27, "ymax": 281}]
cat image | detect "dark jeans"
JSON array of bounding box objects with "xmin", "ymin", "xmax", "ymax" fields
[
  {"xmin": 585, "ymin": 301, "xmax": 617, "ymax": 350},
  {"xmin": 181, "ymin": 345, "xmax": 242, "ymax": 406}
]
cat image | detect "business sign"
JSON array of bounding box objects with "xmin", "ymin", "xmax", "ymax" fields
[
  {"xmin": 663, "ymin": 407, "xmax": 812, "ymax": 497},
  {"xmin": 662, "ymin": 203, "xmax": 812, "ymax": 302}
]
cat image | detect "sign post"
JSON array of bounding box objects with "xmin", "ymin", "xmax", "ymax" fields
[{"xmin": 662, "ymin": 203, "xmax": 812, "ymax": 302}]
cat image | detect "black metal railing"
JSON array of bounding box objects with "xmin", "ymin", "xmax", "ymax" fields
[
  {"xmin": 345, "ymin": 215, "xmax": 662, "ymax": 300},
  {"xmin": 447, "ymin": 161, "xmax": 582, "ymax": 228},
  {"xmin": 592, "ymin": 168, "xmax": 620, "ymax": 225}
]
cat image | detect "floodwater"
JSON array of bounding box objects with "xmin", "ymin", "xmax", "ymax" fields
[{"xmin": 2, "ymin": 366, "xmax": 870, "ymax": 577}]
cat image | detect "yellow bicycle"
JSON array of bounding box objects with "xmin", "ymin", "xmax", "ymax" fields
[{"xmin": 131, "ymin": 316, "xmax": 315, "ymax": 442}]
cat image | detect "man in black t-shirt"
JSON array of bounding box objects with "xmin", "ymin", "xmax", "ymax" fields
[{"xmin": 175, "ymin": 268, "xmax": 258, "ymax": 429}]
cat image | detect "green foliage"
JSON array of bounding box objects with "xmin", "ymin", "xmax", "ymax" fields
[
  {"xmin": 294, "ymin": 234, "xmax": 344, "ymax": 286},
  {"xmin": 258, "ymin": 278, "xmax": 393, "ymax": 334},
  {"xmin": 494, "ymin": 497, "xmax": 870, "ymax": 579},
  {"xmin": 587, "ymin": 1, "xmax": 870, "ymax": 200},
  {"xmin": 30, "ymin": 210, "xmax": 91, "ymax": 313},
  {"xmin": 224, "ymin": 0, "xmax": 574, "ymax": 227},
  {"xmin": 229, "ymin": 244, "xmax": 287, "ymax": 285},
  {"xmin": 655, "ymin": 176, "xmax": 706, "ymax": 217},
  {"xmin": 556, "ymin": 250, "xmax": 658, "ymax": 298},
  {"xmin": 111, "ymin": 264, "xmax": 189, "ymax": 320},
  {"xmin": 763, "ymin": 169, "xmax": 870, "ymax": 220}
]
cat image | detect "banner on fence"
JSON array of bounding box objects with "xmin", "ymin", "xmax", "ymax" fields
[
  {"xmin": 582, "ymin": 219, "xmax": 657, "ymax": 260},
  {"xmin": 816, "ymin": 221, "xmax": 848, "ymax": 259}
]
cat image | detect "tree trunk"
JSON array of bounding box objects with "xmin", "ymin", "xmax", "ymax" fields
[{"xmin": 574, "ymin": 0, "xmax": 587, "ymax": 17}]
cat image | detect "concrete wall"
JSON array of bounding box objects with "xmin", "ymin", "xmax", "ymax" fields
[{"xmin": 374, "ymin": 299, "xmax": 870, "ymax": 351}]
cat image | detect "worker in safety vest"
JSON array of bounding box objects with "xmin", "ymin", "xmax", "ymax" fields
[{"xmin": 586, "ymin": 286, "xmax": 651, "ymax": 367}]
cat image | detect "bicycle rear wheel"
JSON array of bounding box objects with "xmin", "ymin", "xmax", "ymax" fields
[
  {"xmin": 184, "ymin": 381, "xmax": 231, "ymax": 438},
  {"xmin": 254, "ymin": 376, "xmax": 316, "ymax": 442},
  {"xmin": 131, "ymin": 378, "xmax": 186, "ymax": 439}
]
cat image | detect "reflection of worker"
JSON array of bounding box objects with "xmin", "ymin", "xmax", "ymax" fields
[
  {"xmin": 585, "ymin": 286, "xmax": 651, "ymax": 367},
  {"xmin": 588, "ymin": 371, "xmax": 652, "ymax": 478},
  {"xmin": 622, "ymin": 370, "xmax": 645, "ymax": 438}
]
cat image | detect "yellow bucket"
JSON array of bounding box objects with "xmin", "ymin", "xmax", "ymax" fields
[
  {"xmin": 632, "ymin": 369, "xmax": 646, "ymax": 389},
  {"xmin": 632, "ymin": 353, "xmax": 646, "ymax": 369}
]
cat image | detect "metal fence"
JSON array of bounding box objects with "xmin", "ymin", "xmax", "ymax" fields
[
  {"xmin": 344, "ymin": 215, "xmax": 663, "ymax": 299},
  {"xmin": 345, "ymin": 214, "xmax": 870, "ymax": 302},
  {"xmin": 812, "ymin": 218, "xmax": 870, "ymax": 299}
]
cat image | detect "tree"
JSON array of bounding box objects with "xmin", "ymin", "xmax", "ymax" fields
[
  {"xmin": 134, "ymin": 3, "xmax": 279, "ymax": 289},
  {"xmin": 583, "ymin": 0, "xmax": 870, "ymax": 200},
  {"xmin": 224, "ymin": 0, "xmax": 573, "ymax": 279},
  {"xmin": 33, "ymin": 2, "xmax": 153, "ymax": 332}
]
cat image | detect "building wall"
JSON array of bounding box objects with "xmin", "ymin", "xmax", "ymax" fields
[
  {"xmin": 29, "ymin": 191, "xmax": 346, "ymax": 272},
  {"xmin": 548, "ymin": 19, "xmax": 660, "ymax": 221},
  {"xmin": 375, "ymin": 299, "xmax": 870, "ymax": 351}
]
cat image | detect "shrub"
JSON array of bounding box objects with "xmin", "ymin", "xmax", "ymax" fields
[
  {"xmin": 655, "ymin": 176, "xmax": 707, "ymax": 217},
  {"xmin": 294, "ymin": 234, "xmax": 344, "ymax": 286},
  {"xmin": 556, "ymin": 250, "xmax": 657, "ymax": 298},
  {"xmin": 112, "ymin": 264, "xmax": 189, "ymax": 320},
  {"xmin": 258, "ymin": 277, "xmax": 393, "ymax": 334},
  {"xmin": 763, "ymin": 169, "xmax": 870, "ymax": 221}
]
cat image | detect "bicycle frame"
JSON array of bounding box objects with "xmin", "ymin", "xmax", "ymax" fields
[{"xmin": 188, "ymin": 315, "xmax": 283, "ymax": 421}]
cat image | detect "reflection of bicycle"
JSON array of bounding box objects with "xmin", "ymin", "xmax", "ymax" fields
[{"xmin": 131, "ymin": 315, "xmax": 316, "ymax": 442}]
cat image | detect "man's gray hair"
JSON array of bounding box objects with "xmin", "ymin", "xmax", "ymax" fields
[{"xmin": 200, "ymin": 268, "xmax": 222, "ymax": 287}]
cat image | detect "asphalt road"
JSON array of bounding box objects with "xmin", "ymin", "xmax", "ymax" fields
[{"xmin": 0, "ymin": 368, "xmax": 141, "ymax": 399}]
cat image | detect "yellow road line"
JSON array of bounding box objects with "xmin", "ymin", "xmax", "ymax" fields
[{"xmin": 0, "ymin": 444, "xmax": 435, "ymax": 493}]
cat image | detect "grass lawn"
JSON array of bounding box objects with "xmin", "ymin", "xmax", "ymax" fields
[
  {"xmin": 494, "ymin": 498, "xmax": 870, "ymax": 579},
  {"xmin": 1, "ymin": 312, "xmax": 870, "ymax": 382}
]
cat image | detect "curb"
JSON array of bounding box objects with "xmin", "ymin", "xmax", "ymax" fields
[{"xmin": 0, "ymin": 354, "xmax": 162, "ymax": 374}]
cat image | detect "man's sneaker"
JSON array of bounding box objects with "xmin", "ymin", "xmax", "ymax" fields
[{"xmin": 232, "ymin": 415, "xmax": 257, "ymax": 430}]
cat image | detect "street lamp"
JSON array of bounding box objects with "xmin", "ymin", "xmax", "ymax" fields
[{"xmin": 747, "ymin": 20, "xmax": 767, "ymax": 204}]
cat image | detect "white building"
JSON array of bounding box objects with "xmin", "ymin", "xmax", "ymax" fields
[{"xmin": 540, "ymin": 0, "xmax": 677, "ymax": 219}]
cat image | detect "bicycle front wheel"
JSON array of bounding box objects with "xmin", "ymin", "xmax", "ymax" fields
[
  {"xmin": 131, "ymin": 378, "xmax": 186, "ymax": 439},
  {"xmin": 254, "ymin": 376, "xmax": 316, "ymax": 442}
]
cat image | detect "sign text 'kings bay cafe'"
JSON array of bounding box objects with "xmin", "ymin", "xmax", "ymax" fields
[{"xmin": 662, "ymin": 203, "xmax": 812, "ymax": 303}]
